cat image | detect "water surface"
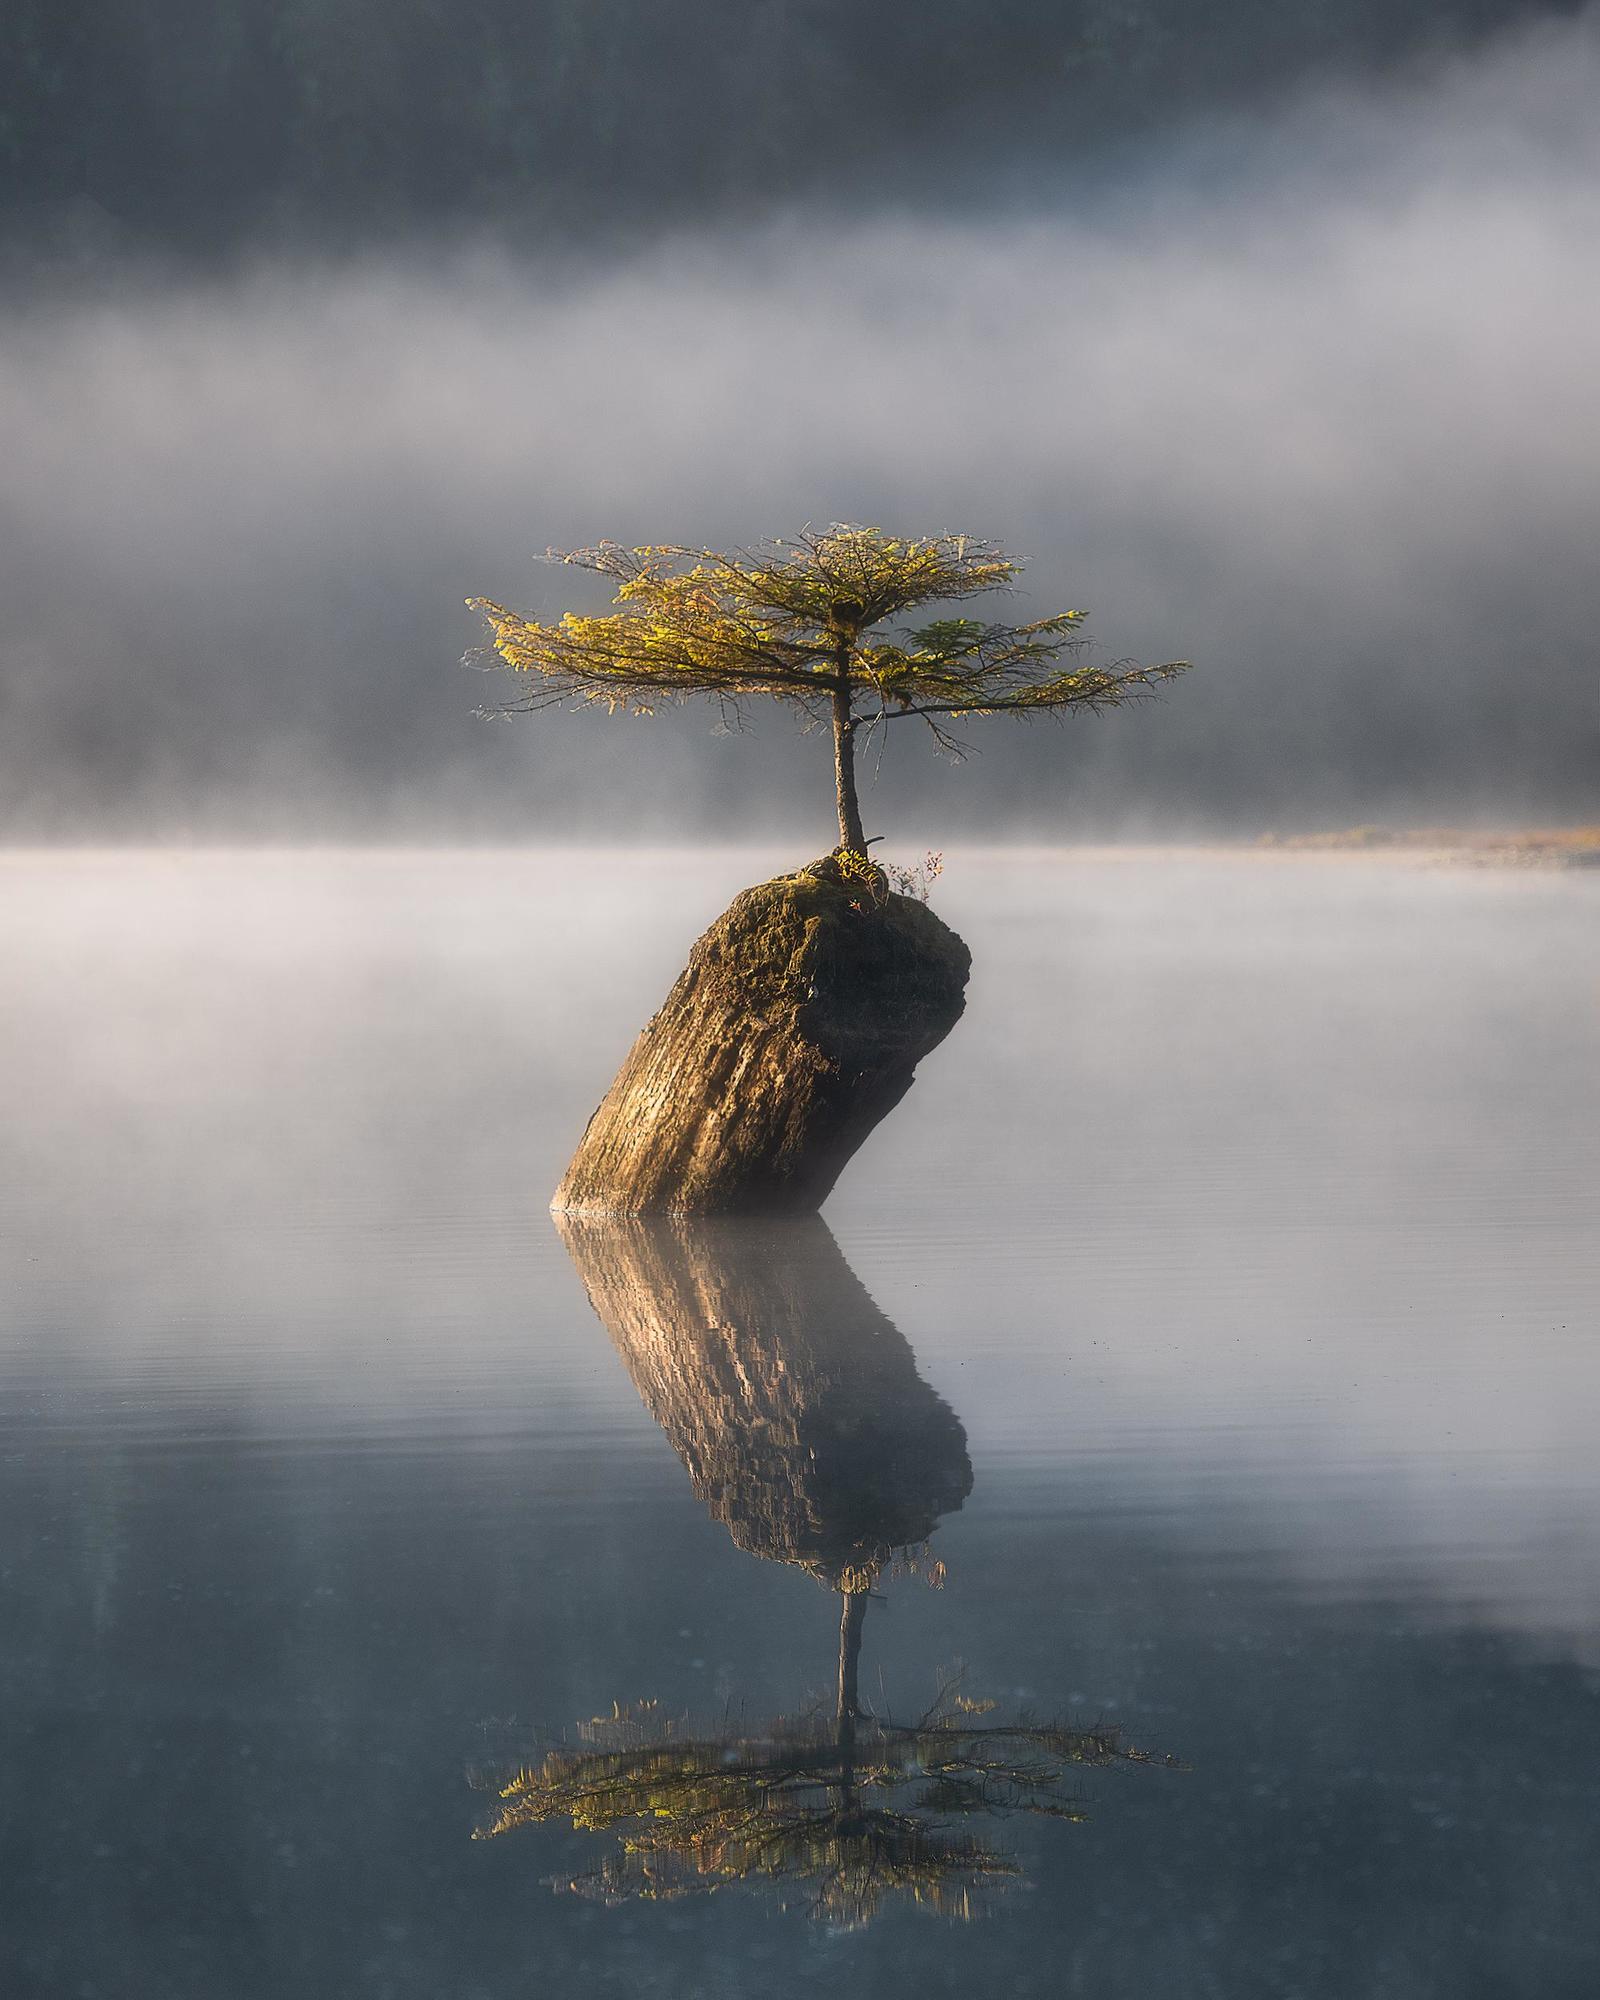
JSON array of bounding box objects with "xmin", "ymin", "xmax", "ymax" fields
[{"xmin": 4, "ymin": 850, "xmax": 1598, "ymax": 1996}]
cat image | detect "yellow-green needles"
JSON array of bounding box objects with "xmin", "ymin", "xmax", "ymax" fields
[{"xmin": 470, "ymin": 526, "xmax": 1189, "ymax": 852}]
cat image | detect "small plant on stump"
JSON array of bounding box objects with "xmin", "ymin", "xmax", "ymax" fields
[{"xmin": 469, "ymin": 526, "xmax": 1188, "ymax": 857}]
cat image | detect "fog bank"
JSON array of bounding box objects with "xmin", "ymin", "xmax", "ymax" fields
[{"xmin": 2, "ymin": 11, "xmax": 1597, "ymax": 841}]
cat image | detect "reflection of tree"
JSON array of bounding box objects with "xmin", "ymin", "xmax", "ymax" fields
[
  {"xmin": 476, "ymin": 1676, "xmax": 1161, "ymax": 1925},
  {"xmin": 477, "ymin": 1217, "xmax": 1171, "ymax": 1924}
]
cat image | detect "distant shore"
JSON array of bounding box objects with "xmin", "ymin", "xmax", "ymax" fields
[
  {"xmin": 1, "ymin": 834, "xmax": 1598, "ymax": 869},
  {"xmin": 1255, "ymin": 827, "xmax": 1600, "ymax": 870}
]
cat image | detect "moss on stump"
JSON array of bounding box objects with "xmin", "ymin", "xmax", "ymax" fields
[{"xmin": 552, "ymin": 855, "xmax": 971, "ymax": 1215}]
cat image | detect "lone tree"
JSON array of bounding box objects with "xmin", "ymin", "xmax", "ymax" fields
[{"xmin": 470, "ymin": 525, "xmax": 1188, "ymax": 853}]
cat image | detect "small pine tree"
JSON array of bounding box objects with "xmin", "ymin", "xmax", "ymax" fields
[{"xmin": 470, "ymin": 524, "xmax": 1189, "ymax": 853}]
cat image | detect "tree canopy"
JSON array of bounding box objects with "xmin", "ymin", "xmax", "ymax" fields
[{"xmin": 470, "ymin": 526, "xmax": 1189, "ymax": 850}]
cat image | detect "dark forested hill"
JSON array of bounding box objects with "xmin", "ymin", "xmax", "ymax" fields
[{"xmin": 0, "ymin": 0, "xmax": 1582, "ymax": 257}]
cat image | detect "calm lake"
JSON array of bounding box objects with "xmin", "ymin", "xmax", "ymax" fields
[{"xmin": 4, "ymin": 849, "xmax": 1599, "ymax": 1997}]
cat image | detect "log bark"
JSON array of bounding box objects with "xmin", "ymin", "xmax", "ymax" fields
[{"xmin": 552, "ymin": 855, "xmax": 971, "ymax": 1216}]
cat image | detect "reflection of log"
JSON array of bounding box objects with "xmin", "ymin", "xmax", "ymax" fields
[
  {"xmin": 557, "ymin": 1214, "xmax": 972, "ymax": 1584},
  {"xmin": 552, "ymin": 858, "xmax": 970, "ymax": 1216}
]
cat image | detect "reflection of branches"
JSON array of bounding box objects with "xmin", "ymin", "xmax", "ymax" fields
[{"xmin": 475, "ymin": 1673, "xmax": 1176, "ymax": 1927}]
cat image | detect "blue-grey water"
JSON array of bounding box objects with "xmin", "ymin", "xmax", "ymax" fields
[{"xmin": 4, "ymin": 849, "xmax": 1599, "ymax": 1997}]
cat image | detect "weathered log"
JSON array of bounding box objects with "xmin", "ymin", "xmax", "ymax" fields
[
  {"xmin": 552, "ymin": 855, "xmax": 970, "ymax": 1215},
  {"xmin": 556, "ymin": 1212, "xmax": 973, "ymax": 1584}
]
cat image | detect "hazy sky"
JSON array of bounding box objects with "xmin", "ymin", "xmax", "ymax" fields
[{"xmin": 2, "ymin": 7, "xmax": 1597, "ymax": 840}]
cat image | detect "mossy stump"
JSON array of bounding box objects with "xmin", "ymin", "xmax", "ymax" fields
[{"xmin": 552, "ymin": 856, "xmax": 971, "ymax": 1215}]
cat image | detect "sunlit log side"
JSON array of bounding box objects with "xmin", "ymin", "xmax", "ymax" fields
[{"xmin": 552, "ymin": 855, "xmax": 970, "ymax": 1215}]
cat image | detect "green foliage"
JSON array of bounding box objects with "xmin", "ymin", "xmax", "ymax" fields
[
  {"xmin": 882, "ymin": 849, "xmax": 944, "ymax": 903},
  {"xmin": 471, "ymin": 524, "xmax": 1189, "ymax": 751}
]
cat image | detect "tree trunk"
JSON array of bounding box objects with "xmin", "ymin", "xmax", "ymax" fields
[
  {"xmin": 832, "ymin": 685, "xmax": 866, "ymax": 853},
  {"xmin": 837, "ymin": 1588, "xmax": 866, "ymax": 1720},
  {"xmin": 836, "ymin": 1588, "xmax": 867, "ymax": 1744},
  {"xmin": 832, "ymin": 1588, "xmax": 869, "ymax": 1822}
]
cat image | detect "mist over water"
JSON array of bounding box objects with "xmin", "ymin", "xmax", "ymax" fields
[
  {"xmin": 6, "ymin": 850, "xmax": 1598, "ymax": 1631},
  {"xmin": 4, "ymin": 850, "xmax": 1599, "ymax": 1993},
  {"xmin": 4, "ymin": 10, "xmax": 1599, "ymax": 840}
]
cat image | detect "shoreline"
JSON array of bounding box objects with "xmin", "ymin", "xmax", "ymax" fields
[{"xmin": 0, "ymin": 832, "xmax": 1597, "ymax": 870}]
